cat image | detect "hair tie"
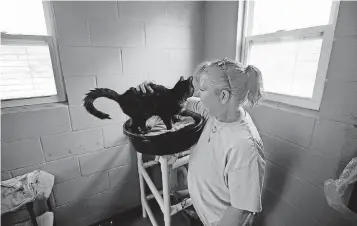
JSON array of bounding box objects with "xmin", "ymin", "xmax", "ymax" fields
[{"xmin": 217, "ymin": 57, "xmax": 228, "ymax": 66}]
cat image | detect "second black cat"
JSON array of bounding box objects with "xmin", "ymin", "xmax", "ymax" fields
[{"xmin": 83, "ymin": 76, "xmax": 194, "ymax": 134}]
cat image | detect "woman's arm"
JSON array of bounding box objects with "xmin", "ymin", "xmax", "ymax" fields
[
  {"xmin": 184, "ymin": 97, "xmax": 209, "ymax": 120},
  {"xmin": 218, "ymin": 206, "xmax": 252, "ymax": 226}
]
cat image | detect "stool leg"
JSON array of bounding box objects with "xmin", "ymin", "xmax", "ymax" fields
[
  {"xmin": 26, "ymin": 202, "xmax": 38, "ymax": 226},
  {"xmin": 137, "ymin": 153, "xmax": 147, "ymax": 218},
  {"xmin": 161, "ymin": 156, "xmax": 171, "ymax": 226}
]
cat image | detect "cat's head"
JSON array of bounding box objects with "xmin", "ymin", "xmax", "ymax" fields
[{"xmin": 173, "ymin": 76, "xmax": 194, "ymax": 99}]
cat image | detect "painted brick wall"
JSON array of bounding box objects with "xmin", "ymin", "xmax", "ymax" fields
[
  {"xmin": 1, "ymin": 1, "xmax": 205, "ymax": 226},
  {"xmin": 205, "ymin": 2, "xmax": 357, "ymax": 226}
]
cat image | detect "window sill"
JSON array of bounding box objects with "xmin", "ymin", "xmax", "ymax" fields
[
  {"xmin": 1, "ymin": 101, "xmax": 69, "ymax": 115},
  {"xmin": 258, "ymin": 98, "xmax": 320, "ymax": 119}
]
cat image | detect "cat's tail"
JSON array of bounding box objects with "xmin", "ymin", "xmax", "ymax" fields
[{"xmin": 83, "ymin": 88, "xmax": 121, "ymax": 120}]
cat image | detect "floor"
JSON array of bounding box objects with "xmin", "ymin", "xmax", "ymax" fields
[{"xmin": 90, "ymin": 201, "xmax": 203, "ymax": 226}]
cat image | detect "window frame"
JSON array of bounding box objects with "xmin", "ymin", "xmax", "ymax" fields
[
  {"xmin": 236, "ymin": 1, "xmax": 340, "ymax": 110},
  {"xmin": 0, "ymin": 1, "xmax": 65, "ymax": 108}
]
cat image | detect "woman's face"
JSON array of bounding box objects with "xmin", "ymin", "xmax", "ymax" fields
[{"xmin": 197, "ymin": 73, "xmax": 223, "ymax": 117}]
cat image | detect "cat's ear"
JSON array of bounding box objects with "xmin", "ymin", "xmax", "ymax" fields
[
  {"xmin": 187, "ymin": 76, "xmax": 193, "ymax": 83},
  {"xmin": 179, "ymin": 76, "xmax": 184, "ymax": 81}
]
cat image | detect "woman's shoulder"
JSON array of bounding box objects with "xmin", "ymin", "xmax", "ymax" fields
[{"xmin": 222, "ymin": 119, "xmax": 264, "ymax": 157}]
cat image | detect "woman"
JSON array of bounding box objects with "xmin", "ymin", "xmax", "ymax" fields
[{"xmin": 137, "ymin": 58, "xmax": 266, "ymax": 226}]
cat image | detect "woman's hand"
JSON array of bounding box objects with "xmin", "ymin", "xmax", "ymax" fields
[{"xmin": 135, "ymin": 80, "xmax": 155, "ymax": 94}]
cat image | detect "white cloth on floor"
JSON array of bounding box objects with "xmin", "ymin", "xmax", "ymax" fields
[
  {"xmin": 1, "ymin": 170, "xmax": 54, "ymax": 215},
  {"xmin": 324, "ymin": 157, "xmax": 357, "ymax": 222}
]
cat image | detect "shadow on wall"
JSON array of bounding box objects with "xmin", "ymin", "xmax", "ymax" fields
[
  {"xmin": 253, "ymin": 134, "xmax": 299, "ymax": 226},
  {"xmin": 54, "ymin": 147, "xmax": 141, "ymax": 225}
]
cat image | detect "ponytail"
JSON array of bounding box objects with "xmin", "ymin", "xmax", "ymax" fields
[
  {"xmin": 192, "ymin": 58, "xmax": 263, "ymax": 107},
  {"xmin": 245, "ymin": 65, "xmax": 263, "ymax": 106}
]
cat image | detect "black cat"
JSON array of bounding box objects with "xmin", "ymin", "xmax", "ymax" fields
[{"xmin": 83, "ymin": 76, "xmax": 194, "ymax": 134}]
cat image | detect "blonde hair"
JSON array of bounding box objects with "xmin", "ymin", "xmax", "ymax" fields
[{"xmin": 193, "ymin": 58, "xmax": 263, "ymax": 106}]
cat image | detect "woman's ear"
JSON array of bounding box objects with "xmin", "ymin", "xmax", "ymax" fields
[{"xmin": 220, "ymin": 90, "xmax": 230, "ymax": 104}]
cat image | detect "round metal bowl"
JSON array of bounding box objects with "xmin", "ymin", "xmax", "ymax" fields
[{"xmin": 123, "ymin": 110, "xmax": 205, "ymax": 156}]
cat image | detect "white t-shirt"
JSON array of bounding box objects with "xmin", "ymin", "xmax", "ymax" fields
[{"xmin": 185, "ymin": 97, "xmax": 266, "ymax": 226}]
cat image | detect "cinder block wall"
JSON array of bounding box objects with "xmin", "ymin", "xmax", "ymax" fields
[
  {"xmin": 205, "ymin": 2, "xmax": 357, "ymax": 226},
  {"xmin": 1, "ymin": 1, "xmax": 204, "ymax": 226}
]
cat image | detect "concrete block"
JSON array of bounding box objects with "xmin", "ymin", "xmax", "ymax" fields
[
  {"xmin": 254, "ymin": 187, "xmax": 283, "ymax": 226},
  {"xmin": 320, "ymin": 80, "xmax": 357, "ymax": 125},
  {"xmin": 89, "ymin": 18, "xmax": 145, "ymax": 47},
  {"xmin": 311, "ymin": 119, "xmax": 357, "ymax": 162},
  {"xmin": 204, "ymin": 2, "xmax": 239, "ymax": 60},
  {"xmin": 261, "ymin": 132, "xmax": 339, "ymax": 187},
  {"xmin": 147, "ymin": 72, "xmax": 179, "ymax": 88},
  {"xmin": 60, "ymin": 47, "xmax": 122, "ymax": 77},
  {"xmin": 11, "ymin": 157, "xmax": 81, "ymax": 184},
  {"xmin": 146, "ymin": 24, "xmax": 193, "ymax": 49},
  {"xmin": 168, "ymin": 49, "xmax": 201, "ymax": 77},
  {"xmin": 326, "ymin": 37, "xmax": 357, "ymax": 82},
  {"xmin": 96, "ymin": 75, "xmax": 129, "ymax": 94},
  {"xmin": 52, "ymin": 1, "xmax": 89, "ymax": 46},
  {"xmin": 79, "ymin": 1, "xmax": 119, "ymax": 19},
  {"xmin": 167, "ymin": 2, "xmax": 204, "ymax": 27},
  {"xmin": 297, "ymin": 181, "xmax": 355, "ymax": 226},
  {"xmin": 335, "ymin": 1, "xmax": 357, "ymax": 37},
  {"xmin": 340, "ymin": 125, "xmax": 357, "ymax": 164},
  {"xmin": 54, "ymin": 10, "xmax": 90, "ymax": 46},
  {"xmin": 118, "ymin": 1, "xmax": 167, "ymax": 24},
  {"xmin": 299, "ymin": 150, "xmax": 340, "ymax": 187},
  {"xmin": 102, "ymin": 123, "xmax": 128, "ymax": 148},
  {"xmin": 1, "ymin": 172, "xmax": 11, "ymax": 181},
  {"xmin": 108, "ymin": 164, "xmax": 138, "ymax": 188},
  {"xmin": 41, "ymin": 128, "xmax": 104, "ymax": 161},
  {"xmin": 145, "ymin": 48, "xmax": 174, "ymax": 86},
  {"xmin": 85, "ymin": 181, "xmax": 140, "ymax": 215},
  {"xmin": 65, "ymin": 76, "xmax": 97, "ymax": 105},
  {"xmin": 53, "ymin": 172, "xmax": 110, "ymax": 206},
  {"xmin": 258, "ymin": 187, "xmax": 320, "ymax": 226},
  {"xmin": 121, "ymin": 73, "xmax": 149, "ymax": 90},
  {"xmin": 95, "ymin": 74, "xmax": 146, "ymax": 106},
  {"xmin": 79, "ymin": 144, "xmax": 131, "ymax": 175},
  {"xmin": 250, "ymin": 105, "xmax": 315, "ymax": 148},
  {"xmin": 1, "ymin": 105, "xmax": 71, "ymax": 143},
  {"xmin": 145, "ymin": 48, "xmax": 170, "ymax": 77},
  {"xmin": 264, "ymin": 161, "xmax": 302, "ymax": 206},
  {"xmin": 272, "ymin": 194, "xmax": 321, "ymax": 226},
  {"xmin": 121, "ymin": 48, "xmax": 147, "ymax": 74},
  {"xmin": 76, "ymin": 209, "xmax": 119, "ymax": 226},
  {"xmin": 1, "ymin": 139, "xmax": 44, "ymax": 171},
  {"xmin": 53, "ymin": 1, "xmax": 118, "ymax": 20},
  {"xmin": 69, "ymin": 102, "xmax": 127, "ymax": 130},
  {"xmin": 85, "ymin": 190, "xmax": 112, "ymax": 215},
  {"xmin": 54, "ymin": 200, "xmax": 87, "ymax": 226}
]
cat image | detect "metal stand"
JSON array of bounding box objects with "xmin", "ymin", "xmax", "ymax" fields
[{"xmin": 137, "ymin": 151, "xmax": 192, "ymax": 226}]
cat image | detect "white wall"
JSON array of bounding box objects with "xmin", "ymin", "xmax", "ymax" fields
[
  {"xmin": 204, "ymin": 1, "xmax": 238, "ymax": 60},
  {"xmin": 204, "ymin": 1, "xmax": 357, "ymax": 226},
  {"xmin": 1, "ymin": 2, "xmax": 205, "ymax": 226}
]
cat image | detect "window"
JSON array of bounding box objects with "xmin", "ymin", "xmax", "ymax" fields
[
  {"xmin": 0, "ymin": 1, "xmax": 65, "ymax": 108},
  {"xmin": 237, "ymin": 0, "xmax": 340, "ymax": 110}
]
